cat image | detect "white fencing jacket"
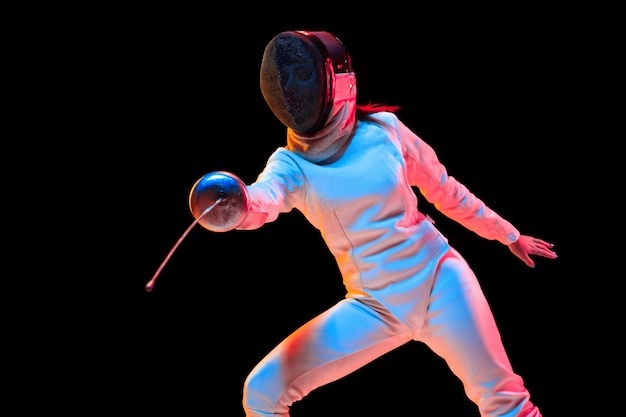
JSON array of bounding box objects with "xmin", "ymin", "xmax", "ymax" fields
[{"xmin": 237, "ymin": 111, "xmax": 519, "ymax": 330}]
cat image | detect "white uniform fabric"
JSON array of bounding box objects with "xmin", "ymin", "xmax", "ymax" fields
[
  {"xmin": 239, "ymin": 112, "xmax": 541, "ymax": 417},
  {"xmin": 285, "ymin": 72, "xmax": 357, "ymax": 163}
]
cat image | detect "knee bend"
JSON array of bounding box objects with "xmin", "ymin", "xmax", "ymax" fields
[
  {"xmin": 242, "ymin": 366, "xmax": 282, "ymax": 416},
  {"xmin": 473, "ymin": 376, "xmax": 540, "ymax": 417}
]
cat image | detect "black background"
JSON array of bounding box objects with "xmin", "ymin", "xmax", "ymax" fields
[{"xmin": 15, "ymin": 5, "xmax": 610, "ymax": 416}]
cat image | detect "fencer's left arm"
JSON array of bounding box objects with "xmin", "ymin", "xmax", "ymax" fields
[{"xmin": 394, "ymin": 116, "xmax": 520, "ymax": 245}]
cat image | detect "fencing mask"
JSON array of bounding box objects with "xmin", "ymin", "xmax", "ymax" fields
[{"xmin": 260, "ymin": 30, "xmax": 354, "ymax": 133}]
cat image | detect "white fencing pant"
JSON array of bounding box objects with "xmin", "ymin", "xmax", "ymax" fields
[{"xmin": 242, "ymin": 250, "xmax": 541, "ymax": 417}]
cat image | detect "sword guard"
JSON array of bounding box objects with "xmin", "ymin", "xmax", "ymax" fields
[{"xmin": 189, "ymin": 171, "xmax": 249, "ymax": 232}]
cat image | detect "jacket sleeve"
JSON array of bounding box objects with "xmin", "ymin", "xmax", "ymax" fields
[
  {"xmin": 390, "ymin": 114, "xmax": 519, "ymax": 245},
  {"xmin": 236, "ymin": 149, "xmax": 305, "ymax": 231}
]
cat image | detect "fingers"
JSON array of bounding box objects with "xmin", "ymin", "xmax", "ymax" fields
[
  {"xmin": 532, "ymin": 238, "xmax": 557, "ymax": 259},
  {"xmin": 534, "ymin": 242, "xmax": 558, "ymax": 260},
  {"xmin": 509, "ymin": 235, "xmax": 558, "ymax": 267},
  {"xmin": 533, "ymin": 238, "xmax": 554, "ymax": 249}
]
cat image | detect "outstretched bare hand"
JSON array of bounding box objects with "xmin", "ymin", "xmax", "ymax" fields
[{"xmin": 508, "ymin": 235, "xmax": 557, "ymax": 268}]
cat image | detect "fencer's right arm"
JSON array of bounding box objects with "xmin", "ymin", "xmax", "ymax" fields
[
  {"xmin": 236, "ymin": 150, "xmax": 305, "ymax": 231},
  {"xmin": 235, "ymin": 186, "xmax": 269, "ymax": 230}
]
